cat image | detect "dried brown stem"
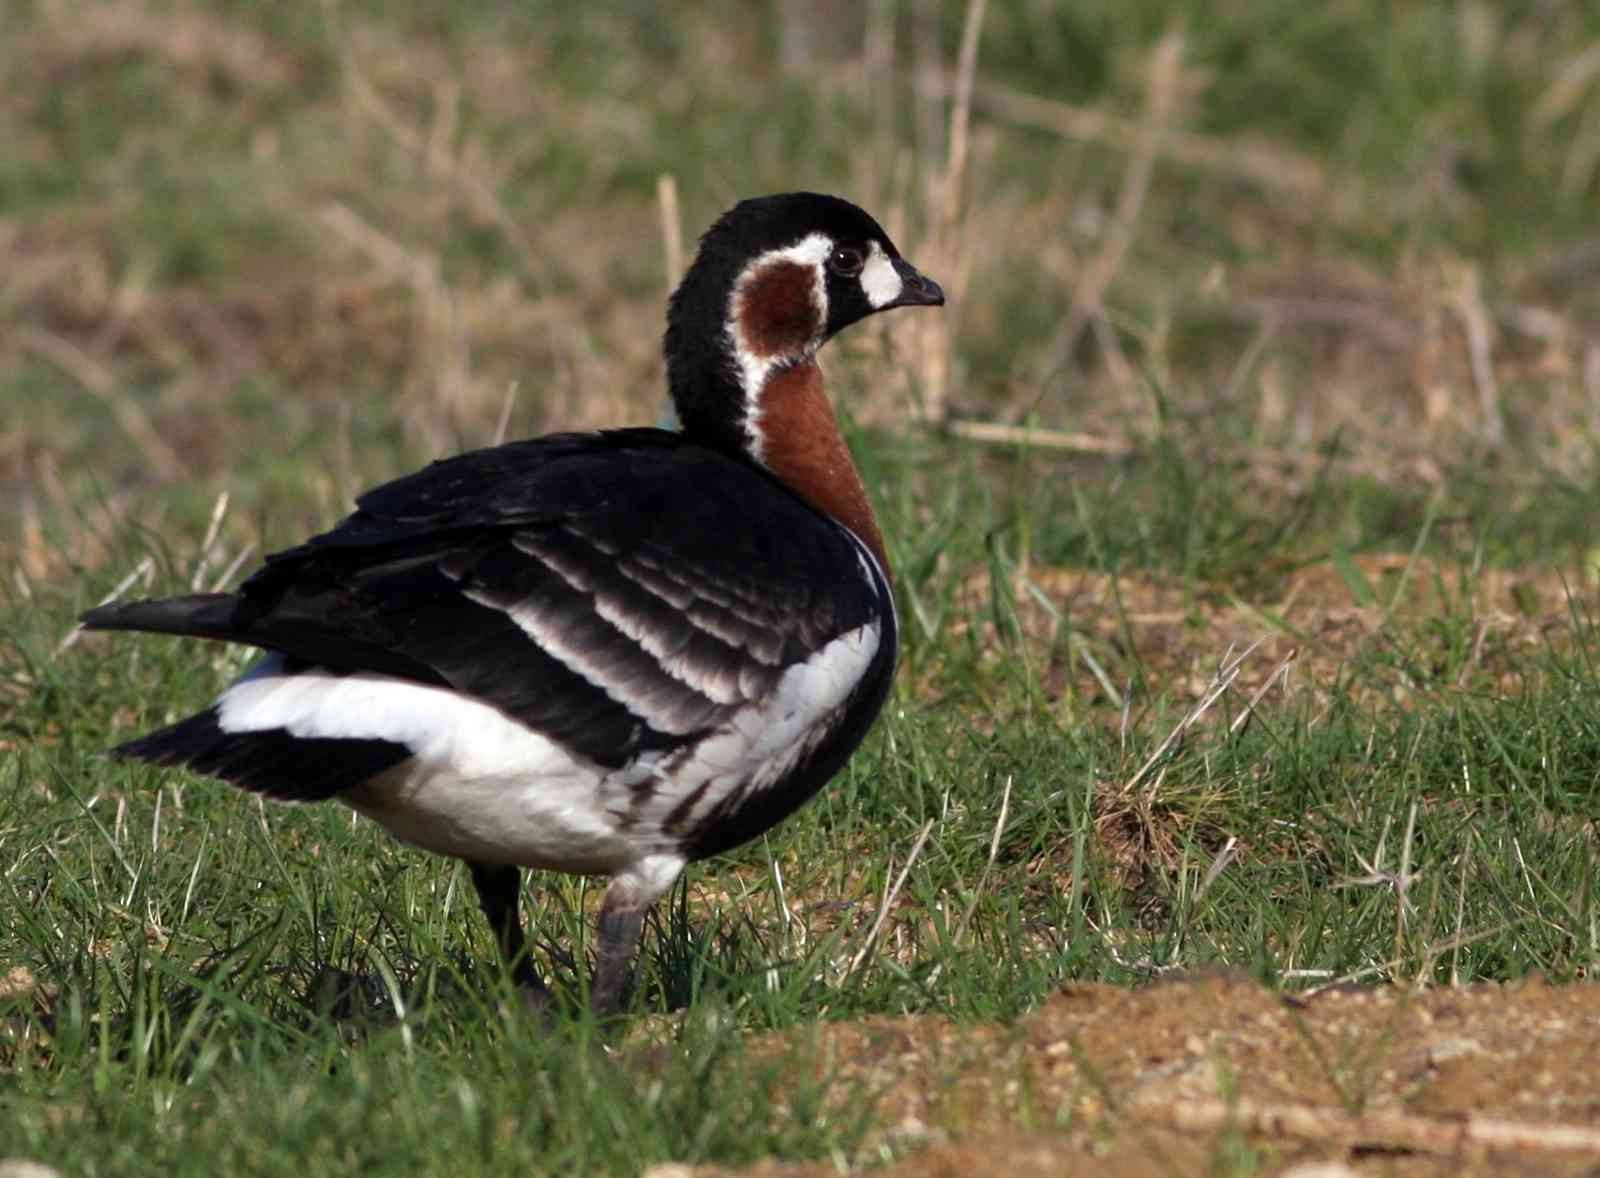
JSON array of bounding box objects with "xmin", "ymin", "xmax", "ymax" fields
[
  {"xmin": 656, "ymin": 174, "xmax": 684, "ymax": 296},
  {"xmin": 946, "ymin": 419, "xmax": 1131, "ymax": 455},
  {"xmin": 916, "ymin": 0, "xmax": 988, "ymax": 425},
  {"xmin": 971, "ymin": 78, "xmax": 1324, "ymax": 200},
  {"xmin": 1039, "ymin": 28, "xmax": 1186, "ymax": 391},
  {"xmin": 16, "ymin": 326, "xmax": 186, "ymax": 481}
]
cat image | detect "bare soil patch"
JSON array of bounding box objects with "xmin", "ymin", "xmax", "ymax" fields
[{"xmin": 646, "ymin": 975, "xmax": 1600, "ymax": 1176}]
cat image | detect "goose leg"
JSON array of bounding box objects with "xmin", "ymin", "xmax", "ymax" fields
[
  {"xmin": 589, "ymin": 856, "xmax": 685, "ymax": 1017},
  {"xmin": 469, "ymin": 861, "xmax": 551, "ymax": 1008},
  {"xmin": 589, "ymin": 888, "xmax": 649, "ymax": 1016}
]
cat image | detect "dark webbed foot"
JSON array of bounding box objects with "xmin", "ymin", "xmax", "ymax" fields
[{"xmin": 468, "ymin": 861, "xmax": 552, "ymax": 1008}]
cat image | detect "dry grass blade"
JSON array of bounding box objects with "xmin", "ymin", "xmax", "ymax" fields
[
  {"xmin": 54, "ymin": 555, "xmax": 154, "ymax": 657},
  {"xmin": 317, "ymin": 201, "xmax": 421, "ymax": 283},
  {"xmin": 1193, "ymin": 835, "xmax": 1238, "ymax": 904},
  {"xmin": 945, "ymin": 419, "xmax": 1131, "ymax": 456},
  {"xmin": 315, "ymin": 200, "xmax": 470, "ymax": 450},
  {"xmin": 914, "ymin": 0, "xmax": 987, "ymax": 425},
  {"xmin": 1122, "ymin": 637, "xmax": 1265, "ymax": 799},
  {"xmin": 209, "ymin": 543, "xmax": 256, "ymax": 593},
  {"xmin": 1335, "ymin": 801, "xmax": 1423, "ymax": 958},
  {"xmin": 1450, "ymin": 839, "xmax": 1472, "ymax": 986},
  {"xmin": 1038, "ymin": 27, "xmax": 1186, "ymax": 392},
  {"xmin": 324, "ymin": 1, "xmax": 548, "ymax": 292},
  {"xmin": 848, "ymin": 818, "xmax": 935, "ymax": 976},
  {"xmin": 949, "ymin": 774, "xmax": 1012, "ymax": 950},
  {"xmin": 860, "ymin": 0, "xmax": 897, "ymax": 200},
  {"xmin": 16, "ymin": 326, "xmax": 186, "ymax": 482},
  {"xmin": 188, "ymin": 491, "xmax": 230, "ymax": 592},
  {"xmin": 37, "ymin": 0, "xmax": 294, "ymax": 89},
  {"xmin": 1227, "ymin": 646, "xmax": 1297, "ymax": 737},
  {"xmin": 1447, "ymin": 263, "xmax": 1504, "ymax": 444},
  {"xmin": 1300, "ymin": 919, "xmax": 1512, "ymax": 996},
  {"xmin": 1531, "ymin": 43, "xmax": 1600, "ymax": 128},
  {"xmin": 491, "ymin": 382, "xmax": 519, "ymax": 447},
  {"xmin": 940, "ymin": 0, "xmax": 986, "ymax": 225},
  {"xmin": 972, "ymin": 79, "xmax": 1325, "ymax": 200},
  {"xmin": 656, "ymin": 174, "xmax": 684, "ymax": 295}
]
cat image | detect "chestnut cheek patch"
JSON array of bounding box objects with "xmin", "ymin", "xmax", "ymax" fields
[{"xmin": 734, "ymin": 260, "xmax": 823, "ymax": 358}]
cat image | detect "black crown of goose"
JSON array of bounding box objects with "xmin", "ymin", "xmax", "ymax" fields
[{"xmin": 81, "ymin": 193, "xmax": 944, "ymax": 1015}]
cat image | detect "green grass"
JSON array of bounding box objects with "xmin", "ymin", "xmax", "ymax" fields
[
  {"xmin": 7, "ymin": 428, "xmax": 1600, "ymax": 1171},
  {"xmin": 5, "ymin": 1, "xmax": 1600, "ymax": 1174}
]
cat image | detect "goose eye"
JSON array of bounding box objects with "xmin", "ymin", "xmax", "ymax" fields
[{"xmin": 828, "ymin": 246, "xmax": 865, "ymax": 277}]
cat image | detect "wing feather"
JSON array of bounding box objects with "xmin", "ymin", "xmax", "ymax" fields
[{"xmin": 87, "ymin": 431, "xmax": 886, "ymax": 772}]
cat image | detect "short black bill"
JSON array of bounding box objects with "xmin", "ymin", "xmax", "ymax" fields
[{"xmin": 887, "ymin": 257, "xmax": 945, "ymax": 307}]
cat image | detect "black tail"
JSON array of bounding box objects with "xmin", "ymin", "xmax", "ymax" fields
[
  {"xmin": 81, "ymin": 594, "xmax": 243, "ymax": 643},
  {"xmin": 115, "ymin": 708, "xmax": 410, "ymax": 802},
  {"xmin": 81, "ymin": 593, "xmax": 449, "ymax": 686}
]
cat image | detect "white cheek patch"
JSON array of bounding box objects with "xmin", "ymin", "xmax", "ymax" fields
[{"xmin": 860, "ymin": 241, "xmax": 903, "ymax": 309}]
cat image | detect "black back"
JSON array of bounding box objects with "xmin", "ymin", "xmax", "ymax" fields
[{"xmin": 101, "ymin": 430, "xmax": 890, "ymax": 773}]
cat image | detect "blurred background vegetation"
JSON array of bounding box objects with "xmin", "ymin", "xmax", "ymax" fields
[{"xmin": 6, "ymin": 0, "xmax": 1600, "ymax": 587}]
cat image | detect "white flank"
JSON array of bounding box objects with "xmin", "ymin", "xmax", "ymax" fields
[
  {"xmin": 859, "ymin": 241, "xmax": 903, "ymax": 309},
  {"xmin": 217, "ymin": 654, "xmax": 632, "ymax": 872},
  {"xmin": 214, "ymin": 611, "xmax": 882, "ymax": 878}
]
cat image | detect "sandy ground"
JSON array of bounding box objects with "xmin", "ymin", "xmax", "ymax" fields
[{"xmin": 644, "ymin": 975, "xmax": 1600, "ymax": 1177}]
